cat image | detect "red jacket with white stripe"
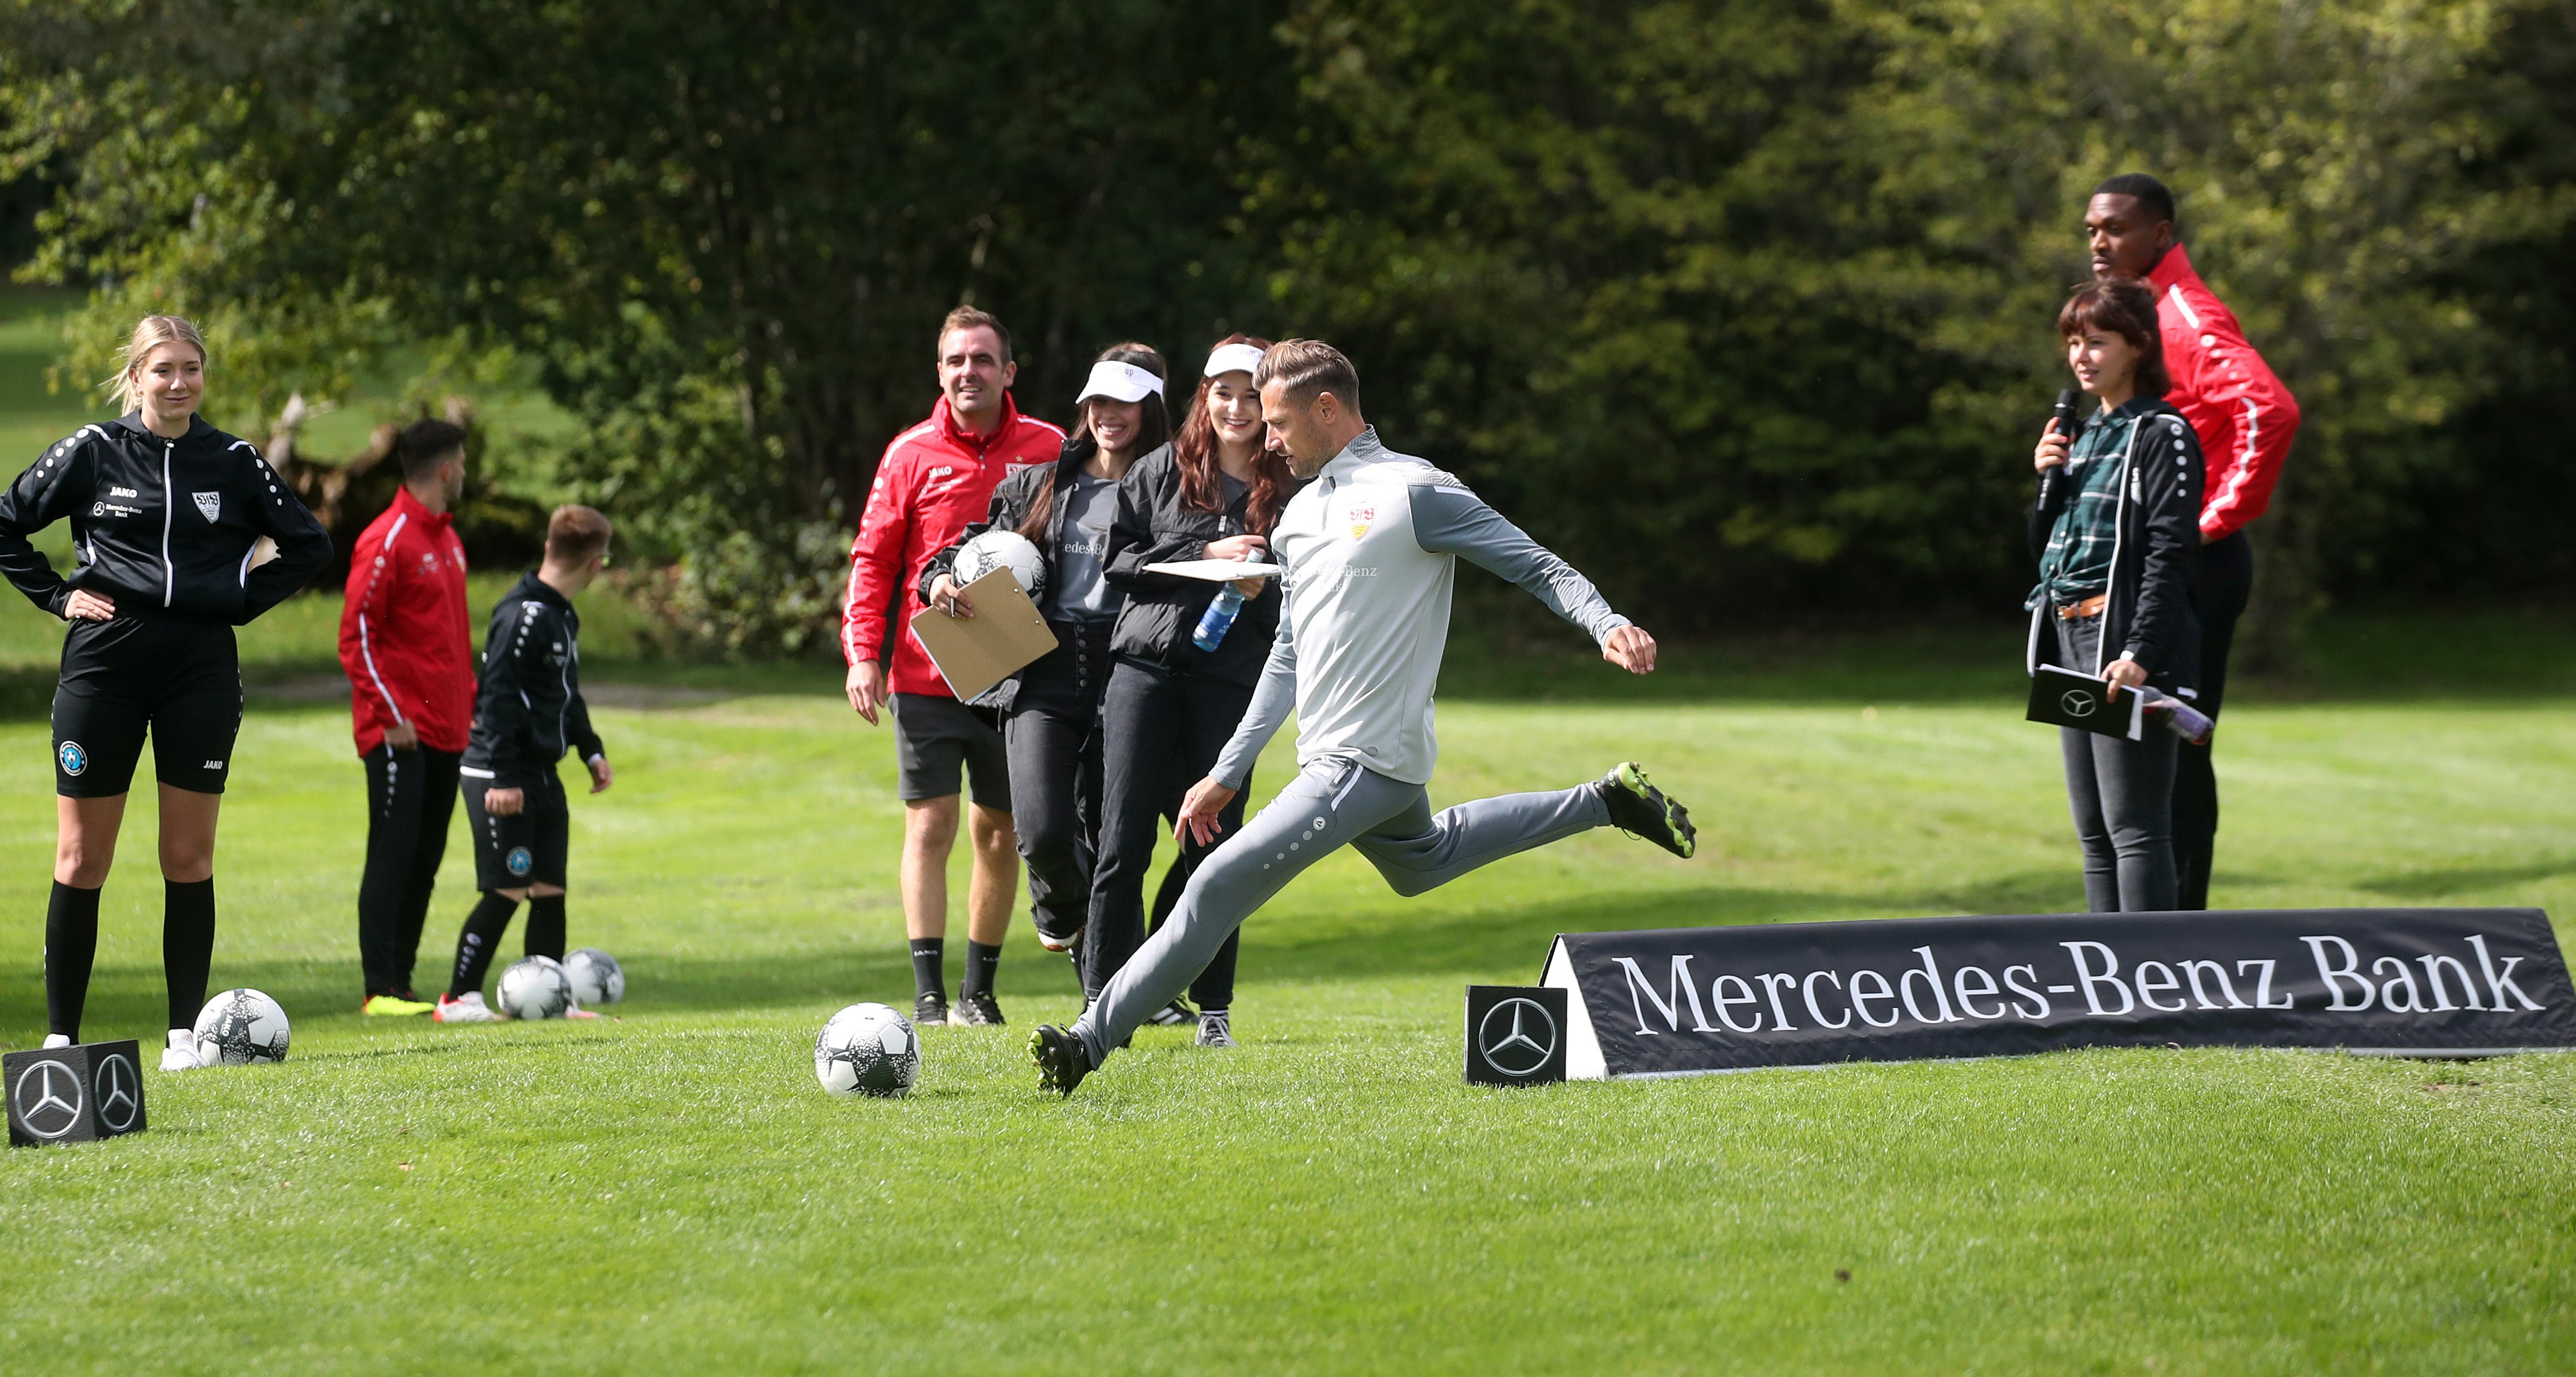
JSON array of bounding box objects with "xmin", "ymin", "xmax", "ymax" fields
[
  {"xmin": 840, "ymin": 395, "xmax": 1062, "ymax": 697},
  {"xmin": 2146, "ymin": 245, "xmax": 2301, "ymax": 541},
  {"xmin": 338, "ymin": 485, "xmax": 475, "ymax": 755}
]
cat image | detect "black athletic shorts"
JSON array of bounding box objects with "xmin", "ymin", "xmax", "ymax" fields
[
  {"xmin": 51, "ymin": 616, "xmax": 243, "ymax": 798},
  {"xmin": 890, "ymin": 692, "xmax": 1011, "ymax": 809},
  {"xmin": 461, "ymin": 770, "xmax": 570, "ymax": 891}
]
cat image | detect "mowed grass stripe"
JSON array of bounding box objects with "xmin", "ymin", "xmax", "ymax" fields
[{"xmin": 0, "ymin": 696, "xmax": 2572, "ymax": 1373}]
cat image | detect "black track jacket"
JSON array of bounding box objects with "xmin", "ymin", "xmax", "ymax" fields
[
  {"xmin": 2025, "ymin": 397, "xmax": 2205, "ymax": 694},
  {"xmin": 461, "ymin": 571, "xmax": 604, "ymax": 788},
  {"xmin": 1101, "ymin": 445, "xmax": 1295, "ymax": 688},
  {"xmin": 0, "ymin": 413, "xmax": 331, "ymax": 624}
]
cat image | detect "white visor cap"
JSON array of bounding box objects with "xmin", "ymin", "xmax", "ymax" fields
[
  {"xmin": 1077, "ymin": 360, "xmax": 1166, "ymax": 404},
  {"xmin": 1203, "ymin": 343, "xmax": 1266, "ymax": 379}
]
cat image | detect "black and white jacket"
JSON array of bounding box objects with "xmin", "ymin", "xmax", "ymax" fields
[
  {"xmin": 0, "ymin": 412, "xmax": 332, "ymax": 624},
  {"xmin": 461, "ymin": 572, "xmax": 604, "ymax": 788},
  {"xmin": 1101, "ymin": 444, "xmax": 1297, "ymax": 688},
  {"xmin": 2025, "ymin": 397, "xmax": 2205, "ymax": 695}
]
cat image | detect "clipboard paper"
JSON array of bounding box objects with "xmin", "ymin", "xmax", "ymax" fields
[{"xmin": 909, "ymin": 567, "xmax": 1061, "ymax": 703}]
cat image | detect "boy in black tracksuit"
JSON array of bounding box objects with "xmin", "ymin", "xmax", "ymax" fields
[{"xmin": 435, "ymin": 506, "xmax": 615, "ymax": 1022}]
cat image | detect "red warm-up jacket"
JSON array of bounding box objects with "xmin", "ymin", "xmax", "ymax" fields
[
  {"xmin": 2147, "ymin": 245, "xmax": 2301, "ymax": 542},
  {"xmin": 840, "ymin": 395, "xmax": 1063, "ymax": 697},
  {"xmin": 338, "ymin": 485, "xmax": 475, "ymax": 755}
]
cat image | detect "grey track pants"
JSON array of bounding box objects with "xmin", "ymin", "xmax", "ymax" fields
[{"xmin": 1071, "ymin": 754, "xmax": 1611, "ymax": 1064}]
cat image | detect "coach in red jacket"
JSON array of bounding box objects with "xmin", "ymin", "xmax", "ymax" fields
[
  {"xmin": 2086, "ymin": 173, "xmax": 2301, "ymax": 910},
  {"xmin": 842, "ymin": 306, "xmax": 1063, "ymax": 1026},
  {"xmin": 338, "ymin": 420, "xmax": 478, "ymax": 1014}
]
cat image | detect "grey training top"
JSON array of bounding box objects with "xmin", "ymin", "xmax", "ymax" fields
[
  {"xmin": 1050, "ymin": 473, "xmax": 1119, "ymax": 621},
  {"xmin": 1211, "ymin": 427, "xmax": 1629, "ymax": 788}
]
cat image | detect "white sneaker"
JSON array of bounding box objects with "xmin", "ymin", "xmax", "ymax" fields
[
  {"xmin": 435, "ymin": 992, "xmax": 503, "ymax": 1024},
  {"xmin": 161, "ymin": 1029, "xmax": 205, "ymax": 1071},
  {"xmin": 1196, "ymin": 1009, "xmax": 1236, "ymax": 1048},
  {"xmin": 41, "ymin": 1033, "xmax": 71, "ymax": 1050}
]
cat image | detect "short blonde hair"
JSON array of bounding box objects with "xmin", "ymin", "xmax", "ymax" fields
[
  {"xmin": 545, "ymin": 505, "xmax": 614, "ymax": 566},
  {"xmin": 1252, "ymin": 339, "xmax": 1359, "ymax": 412},
  {"xmin": 104, "ymin": 315, "xmax": 208, "ymax": 414}
]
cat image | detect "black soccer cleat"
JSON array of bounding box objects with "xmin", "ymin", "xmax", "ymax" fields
[
  {"xmin": 950, "ymin": 989, "xmax": 1006, "ymax": 1027},
  {"xmin": 1029, "ymin": 1023, "xmax": 1092, "ymax": 1096},
  {"xmin": 1598, "ymin": 762, "xmax": 1697, "ymax": 859},
  {"xmin": 914, "ymin": 991, "xmax": 950, "ymax": 1029},
  {"xmin": 1144, "ymin": 998, "xmax": 1195, "ymax": 1027}
]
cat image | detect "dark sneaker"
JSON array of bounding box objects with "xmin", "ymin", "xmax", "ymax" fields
[
  {"xmin": 950, "ymin": 989, "xmax": 1006, "ymax": 1027},
  {"xmin": 914, "ymin": 991, "xmax": 950, "ymax": 1029},
  {"xmin": 1195, "ymin": 1009, "xmax": 1236, "ymax": 1048},
  {"xmin": 1029, "ymin": 1024, "xmax": 1092, "ymax": 1096},
  {"xmin": 1145, "ymin": 999, "xmax": 1195, "ymax": 1027},
  {"xmin": 1598, "ymin": 762, "xmax": 1697, "ymax": 859}
]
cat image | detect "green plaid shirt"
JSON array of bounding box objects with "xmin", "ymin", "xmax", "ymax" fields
[{"xmin": 2028, "ymin": 398, "xmax": 2149, "ymax": 610}]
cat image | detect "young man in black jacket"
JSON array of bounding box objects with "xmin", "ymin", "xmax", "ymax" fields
[{"xmin": 436, "ymin": 506, "xmax": 615, "ymax": 1023}]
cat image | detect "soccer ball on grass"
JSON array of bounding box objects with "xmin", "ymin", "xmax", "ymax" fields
[
  {"xmin": 562, "ymin": 947, "xmax": 625, "ymax": 1006},
  {"xmin": 814, "ymin": 1003, "xmax": 919, "ymax": 1097},
  {"xmin": 193, "ymin": 988, "xmax": 290, "ymax": 1065},
  {"xmin": 496, "ymin": 956, "xmax": 574, "ymax": 1020}
]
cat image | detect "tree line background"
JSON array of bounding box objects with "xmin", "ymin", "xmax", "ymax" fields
[{"xmin": 4, "ymin": 0, "xmax": 2571, "ymax": 662}]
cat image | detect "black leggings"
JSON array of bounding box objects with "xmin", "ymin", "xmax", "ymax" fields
[
  {"xmin": 357, "ymin": 744, "xmax": 461, "ymax": 997},
  {"xmin": 1088, "ymin": 660, "xmax": 1250, "ymax": 1010}
]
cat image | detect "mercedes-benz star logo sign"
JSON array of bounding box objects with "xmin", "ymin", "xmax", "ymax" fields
[
  {"xmin": 14, "ymin": 1059, "xmax": 84, "ymax": 1140},
  {"xmin": 1476, "ymin": 998, "xmax": 1558, "ymax": 1078},
  {"xmin": 94, "ymin": 1053, "xmax": 140, "ymax": 1132},
  {"xmin": 2060, "ymin": 689, "xmax": 2098, "ymax": 717}
]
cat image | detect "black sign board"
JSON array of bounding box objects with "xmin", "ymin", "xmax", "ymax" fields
[
  {"xmin": 1465, "ymin": 985, "xmax": 1568, "ymax": 1086},
  {"xmin": 2027, "ymin": 663, "xmax": 2142, "ymax": 739},
  {"xmin": 1540, "ymin": 909, "xmax": 2576, "ymax": 1078},
  {"xmin": 5, "ymin": 1040, "xmax": 146, "ymax": 1146}
]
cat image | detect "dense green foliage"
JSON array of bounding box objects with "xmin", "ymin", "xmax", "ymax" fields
[{"xmin": 4, "ymin": 1, "xmax": 2571, "ymax": 652}]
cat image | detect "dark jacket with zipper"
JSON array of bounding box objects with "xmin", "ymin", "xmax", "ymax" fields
[
  {"xmin": 461, "ymin": 571, "xmax": 604, "ymax": 788},
  {"xmin": 919, "ymin": 438, "xmax": 1140, "ymax": 716},
  {"xmin": 2025, "ymin": 397, "xmax": 2205, "ymax": 695},
  {"xmin": 1101, "ymin": 445, "xmax": 1298, "ymax": 688},
  {"xmin": 0, "ymin": 412, "xmax": 332, "ymax": 624}
]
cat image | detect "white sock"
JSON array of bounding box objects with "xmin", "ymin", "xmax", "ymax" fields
[{"xmin": 168, "ymin": 1029, "xmax": 193, "ymax": 1051}]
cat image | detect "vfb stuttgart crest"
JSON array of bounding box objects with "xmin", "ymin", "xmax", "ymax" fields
[{"xmin": 1344, "ymin": 499, "xmax": 1378, "ymax": 541}]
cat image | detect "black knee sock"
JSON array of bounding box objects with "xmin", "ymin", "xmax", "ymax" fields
[
  {"xmin": 910, "ymin": 938, "xmax": 945, "ymax": 1001},
  {"xmin": 524, "ymin": 894, "xmax": 567, "ymax": 961},
  {"xmin": 961, "ymin": 940, "xmax": 1003, "ymax": 999},
  {"xmin": 449, "ymin": 893, "xmax": 520, "ymax": 999},
  {"xmin": 163, "ymin": 877, "xmax": 217, "ymax": 1032},
  {"xmin": 44, "ymin": 881, "xmax": 103, "ymax": 1041}
]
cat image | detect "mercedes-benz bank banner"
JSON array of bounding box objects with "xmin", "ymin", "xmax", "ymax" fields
[{"xmin": 1537, "ymin": 908, "xmax": 2576, "ymax": 1078}]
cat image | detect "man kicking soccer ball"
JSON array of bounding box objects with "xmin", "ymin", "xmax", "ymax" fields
[{"xmin": 1029, "ymin": 341, "xmax": 1695, "ymax": 1093}]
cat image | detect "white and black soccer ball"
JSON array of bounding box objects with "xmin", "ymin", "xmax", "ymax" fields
[
  {"xmin": 813, "ymin": 1002, "xmax": 919, "ymax": 1098},
  {"xmin": 562, "ymin": 947, "xmax": 625, "ymax": 1006},
  {"xmin": 193, "ymin": 988, "xmax": 290, "ymax": 1065},
  {"xmin": 953, "ymin": 529, "xmax": 1046, "ymax": 603},
  {"xmin": 496, "ymin": 956, "xmax": 574, "ymax": 1021}
]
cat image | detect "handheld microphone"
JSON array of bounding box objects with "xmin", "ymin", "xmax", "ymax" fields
[{"xmin": 2040, "ymin": 388, "xmax": 2083, "ymax": 511}]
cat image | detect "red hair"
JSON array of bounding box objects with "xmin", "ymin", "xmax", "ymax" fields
[{"xmin": 1173, "ymin": 333, "xmax": 1294, "ymax": 534}]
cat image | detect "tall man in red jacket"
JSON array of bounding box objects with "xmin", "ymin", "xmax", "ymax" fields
[
  {"xmin": 843, "ymin": 307, "xmax": 1064, "ymax": 1027},
  {"xmin": 339, "ymin": 419, "xmax": 478, "ymax": 1015},
  {"xmin": 2086, "ymin": 173, "xmax": 2301, "ymax": 910}
]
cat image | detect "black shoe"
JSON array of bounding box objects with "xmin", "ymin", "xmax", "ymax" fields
[
  {"xmin": 1144, "ymin": 998, "xmax": 1195, "ymax": 1027},
  {"xmin": 950, "ymin": 989, "xmax": 1006, "ymax": 1027},
  {"xmin": 1029, "ymin": 1024, "xmax": 1092, "ymax": 1096},
  {"xmin": 1598, "ymin": 762, "xmax": 1697, "ymax": 859},
  {"xmin": 914, "ymin": 991, "xmax": 949, "ymax": 1028}
]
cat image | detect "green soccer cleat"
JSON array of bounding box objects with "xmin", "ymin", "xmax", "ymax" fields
[
  {"xmin": 362, "ymin": 992, "xmax": 438, "ymax": 1017},
  {"xmin": 1598, "ymin": 762, "xmax": 1698, "ymax": 859}
]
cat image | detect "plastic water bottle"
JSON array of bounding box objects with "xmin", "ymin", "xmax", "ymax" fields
[{"xmin": 1192, "ymin": 583, "xmax": 1245, "ymax": 652}]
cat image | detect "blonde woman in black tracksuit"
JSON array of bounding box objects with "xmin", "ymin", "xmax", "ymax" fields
[
  {"xmin": 922, "ymin": 343, "xmax": 1169, "ymax": 1026},
  {"xmin": 1085, "ymin": 335, "xmax": 1302, "ymax": 1047}
]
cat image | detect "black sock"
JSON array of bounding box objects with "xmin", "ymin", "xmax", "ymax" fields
[
  {"xmin": 961, "ymin": 940, "xmax": 1003, "ymax": 999},
  {"xmin": 44, "ymin": 881, "xmax": 102, "ymax": 1041},
  {"xmin": 910, "ymin": 938, "xmax": 945, "ymax": 1001},
  {"xmin": 449, "ymin": 893, "xmax": 520, "ymax": 999},
  {"xmin": 524, "ymin": 894, "xmax": 567, "ymax": 961},
  {"xmin": 163, "ymin": 877, "xmax": 216, "ymax": 1032}
]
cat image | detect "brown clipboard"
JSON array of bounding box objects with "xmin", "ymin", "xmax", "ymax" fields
[{"xmin": 908, "ymin": 566, "xmax": 1059, "ymax": 703}]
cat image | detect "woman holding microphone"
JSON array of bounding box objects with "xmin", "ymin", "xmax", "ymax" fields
[
  {"xmin": 1084, "ymin": 335, "xmax": 1299, "ymax": 1047},
  {"xmin": 2027, "ymin": 279, "xmax": 2203, "ymax": 913},
  {"xmin": 922, "ymin": 343, "xmax": 1168, "ymax": 1025},
  {"xmin": 0, "ymin": 316, "xmax": 332, "ymax": 1064}
]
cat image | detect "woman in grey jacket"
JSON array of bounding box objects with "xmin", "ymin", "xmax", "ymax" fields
[{"xmin": 2028, "ymin": 278, "xmax": 2204, "ymax": 913}]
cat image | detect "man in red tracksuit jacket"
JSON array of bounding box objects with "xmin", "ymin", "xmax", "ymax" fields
[
  {"xmin": 842, "ymin": 306, "xmax": 1063, "ymax": 1027},
  {"xmin": 2086, "ymin": 173, "xmax": 2301, "ymax": 910},
  {"xmin": 338, "ymin": 420, "xmax": 478, "ymax": 1014}
]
